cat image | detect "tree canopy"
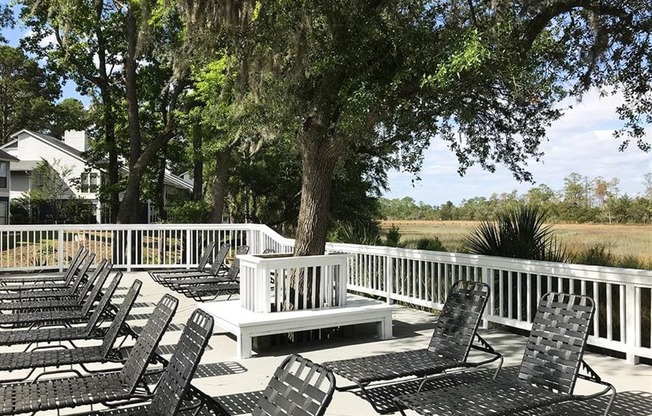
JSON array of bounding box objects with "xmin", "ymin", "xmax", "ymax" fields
[
  {"xmin": 178, "ymin": 0, "xmax": 650, "ymax": 254},
  {"xmin": 2, "ymin": 1, "xmax": 650, "ymax": 257}
]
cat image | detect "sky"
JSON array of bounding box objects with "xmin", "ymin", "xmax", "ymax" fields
[
  {"xmin": 3, "ymin": 8, "xmax": 651, "ymax": 205},
  {"xmin": 384, "ymin": 90, "xmax": 651, "ymax": 205}
]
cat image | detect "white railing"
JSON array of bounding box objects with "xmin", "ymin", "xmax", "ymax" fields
[
  {"xmin": 1, "ymin": 223, "xmax": 650, "ymax": 364},
  {"xmin": 239, "ymin": 253, "xmax": 349, "ymax": 313},
  {"xmin": 0, "ymin": 224, "xmax": 261, "ymax": 271},
  {"xmin": 326, "ymin": 242, "xmax": 652, "ymax": 365}
]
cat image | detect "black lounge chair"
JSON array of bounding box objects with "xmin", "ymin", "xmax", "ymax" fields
[
  {"xmin": 0, "ymin": 278, "xmax": 141, "ymax": 382},
  {"xmin": 323, "ymin": 280, "xmax": 502, "ymax": 414},
  {"xmin": 148, "ymin": 241, "xmax": 217, "ymax": 283},
  {"xmin": 73, "ymin": 353, "xmax": 334, "ymax": 416},
  {"xmin": 0, "ymin": 272, "xmax": 124, "ymax": 347},
  {"xmin": 66, "ymin": 308, "xmax": 215, "ymax": 416},
  {"xmin": 157, "ymin": 243, "xmax": 231, "ymax": 289},
  {"xmin": 172, "ymin": 258, "xmax": 241, "ymax": 302},
  {"xmin": 0, "ymin": 294, "xmax": 179, "ymax": 415},
  {"xmin": 0, "ymin": 267, "xmax": 114, "ymax": 328},
  {"xmin": 0, "ymin": 253, "xmax": 96, "ymax": 296},
  {"xmin": 394, "ymin": 292, "xmax": 616, "ymax": 416},
  {"xmin": 252, "ymin": 353, "xmax": 335, "ymax": 416},
  {"xmin": 0, "ymin": 259, "xmax": 109, "ymax": 309},
  {"xmin": 0, "ymin": 246, "xmax": 88, "ymax": 284}
]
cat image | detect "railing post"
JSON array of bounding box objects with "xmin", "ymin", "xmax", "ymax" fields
[
  {"xmin": 481, "ymin": 266, "xmax": 491, "ymax": 329},
  {"xmin": 58, "ymin": 226, "xmax": 64, "ymax": 272},
  {"xmin": 625, "ymin": 284, "xmax": 640, "ymax": 364},
  {"xmin": 126, "ymin": 228, "xmax": 132, "ymax": 272},
  {"xmin": 185, "ymin": 229, "xmax": 192, "ymax": 268},
  {"xmin": 385, "ymin": 256, "xmax": 394, "ymax": 305}
]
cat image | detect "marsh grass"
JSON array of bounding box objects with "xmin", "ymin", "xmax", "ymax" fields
[{"xmin": 382, "ymin": 220, "xmax": 652, "ymax": 268}]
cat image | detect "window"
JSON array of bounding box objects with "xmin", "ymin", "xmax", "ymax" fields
[
  {"xmin": 80, "ymin": 172, "xmax": 100, "ymax": 193},
  {"xmin": 0, "ymin": 201, "xmax": 7, "ymax": 225},
  {"xmin": 0, "ymin": 162, "xmax": 7, "ymax": 189}
]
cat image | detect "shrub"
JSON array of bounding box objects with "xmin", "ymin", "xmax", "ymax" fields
[
  {"xmin": 463, "ymin": 204, "xmax": 568, "ymax": 262},
  {"xmin": 384, "ymin": 224, "xmax": 401, "ymax": 247},
  {"xmin": 166, "ymin": 200, "xmax": 212, "ymax": 223},
  {"xmin": 571, "ymin": 244, "xmax": 651, "ymax": 270},
  {"xmin": 329, "ymin": 221, "xmax": 381, "ymax": 245},
  {"xmin": 412, "ymin": 236, "xmax": 447, "ymax": 252}
]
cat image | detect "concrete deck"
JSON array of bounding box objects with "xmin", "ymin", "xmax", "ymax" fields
[{"xmin": 4, "ymin": 271, "xmax": 652, "ymax": 415}]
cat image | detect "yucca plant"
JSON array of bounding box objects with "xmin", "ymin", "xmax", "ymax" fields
[{"xmin": 464, "ymin": 205, "xmax": 568, "ymax": 262}]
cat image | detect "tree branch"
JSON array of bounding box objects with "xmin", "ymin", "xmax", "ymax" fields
[{"xmin": 523, "ymin": 0, "xmax": 632, "ymax": 50}]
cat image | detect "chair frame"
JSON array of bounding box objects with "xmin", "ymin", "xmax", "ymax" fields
[
  {"xmin": 0, "ymin": 276, "xmax": 140, "ymax": 383},
  {"xmin": 0, "ymin": 253, "xmax": 96, "ymax": 297},
  {"xmin": 0, "ymin": 264, "xmax": 112, "ymax": 328},
  {"xmin": 393, "ymin": 292, "xmax": 616, "ymax": 416},
  {"xmin": 323, "ymin": 280, "xmax": 502, "ymax": 414},
  {"xmin": 148, "ymin": 241, "xmax": 217, "ymax": 283},
  {"xmin": 0, "ymin": 246, "xmax": 88, "ymax": 285},
  {"xmin": 0, "ymin": 271, "xmax": 124, "ymax": 348},
  {"xmin": 0, "ymin": 294, "xmax": 179, "ymax": 415},
  {"xmin": 0, "ymin": 257, "xmax": 105, "ymax": 309},
  {"xmin": 157, "ymin": 243, "xmax": 231, "ymax": 288},
  {"xmin": 170, "ymin": 258, "xmax": 241, "ymax": 302}
]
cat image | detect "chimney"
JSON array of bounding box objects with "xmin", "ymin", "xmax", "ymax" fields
[{"xmin": 63, "ymin": 130, "xmax": 87, "ymax": 152}]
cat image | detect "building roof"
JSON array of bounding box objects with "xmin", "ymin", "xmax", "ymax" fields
[
  {"xmin": 3, "ymin": 130, "xmax": 193, "ymax": 192},
  {"xmin": 0, "ymin": 149, "xmax": 18, "ymax": 162},
  {"xmin": 7, "ymin": 129, "xmax": 85, "ymax": 163},
  {"xmin": 9, "ymin": 160, "xmax": 41, "ymax": 171}
]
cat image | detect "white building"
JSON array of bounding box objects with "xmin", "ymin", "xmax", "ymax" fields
[
  {"xmin": 0, "ymin": 149, "xmax": 18, "ymax": 225},
  {"xmin": 0, "ymin": 129, "xmax": 193, "ymax": 224}
]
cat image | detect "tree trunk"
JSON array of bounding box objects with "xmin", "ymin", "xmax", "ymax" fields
[
  {"xmin": 156, "ymin": 154, "xmax": 167, "ymax": 221},
  {"xmin": 209, "ymin": 147, "xmax": 232, "ymax": 223},
  {"xmin": 294, "ymin": 129, "xmax": 341, "ymax": 257},
  {"xmin": 117, "ymin": 5, "xmax": 142, "ymax": 224},
  {"xmin": 94, "ymin": 0, "xmax": 119, "ymax": 222},
  {"xmin": 192, "ymin": 123, "xmax": 203, "ymax": 201}
]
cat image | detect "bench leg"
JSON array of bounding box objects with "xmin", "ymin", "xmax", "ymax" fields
[
  {"xmin": 237, "ymin": 330, "xmax": 253, "ymax": 359},
  {"xmin": 377, "ymin": 315, "xmax": 392, "ymax": 339}
]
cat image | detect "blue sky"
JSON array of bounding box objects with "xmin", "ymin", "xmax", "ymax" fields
[
  {"xmin": 385, "ymin": 90, "xmax": 651, "ymax": 204},
  {"xmin": 3, "ymin": 8, "xmax": 651, "ymax": 205}
]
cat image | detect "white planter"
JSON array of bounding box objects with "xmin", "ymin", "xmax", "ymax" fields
[{"xmin": 239, "ymin": 253, "xmax": 350, "ymax": 313}]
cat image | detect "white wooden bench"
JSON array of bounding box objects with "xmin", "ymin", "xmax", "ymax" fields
[{"xmin": 199, "ymin": 295, "xmax": 393, "ymax": 359}]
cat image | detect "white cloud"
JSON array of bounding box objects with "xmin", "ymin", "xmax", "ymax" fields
[{"xmin": 384, "ymin": 88, "xmax": 651, "ymax": 205}]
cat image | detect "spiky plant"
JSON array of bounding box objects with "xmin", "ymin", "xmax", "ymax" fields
[{"xmin": 464, "ymin": 205, "xmax": 568, "ymax": 262}]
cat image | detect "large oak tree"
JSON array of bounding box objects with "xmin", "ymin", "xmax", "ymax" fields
[{"xmin": 182, "ymin": 0, "xmax": 650, "ymax": 256}]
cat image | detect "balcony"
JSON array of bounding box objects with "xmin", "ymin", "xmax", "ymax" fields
[{"xmin": 0, "ymin": 223, "xmax": 650, "ymax": 414}]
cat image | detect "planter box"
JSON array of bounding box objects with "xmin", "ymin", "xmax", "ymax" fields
[{"xmin": 239, "ymin": 253, "xmax": 350, "ymax": 313}]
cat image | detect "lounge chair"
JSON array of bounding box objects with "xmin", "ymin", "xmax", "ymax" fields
[
  {"xmin": 0, "ymin": 266, "xmax": 113, "ymax": 328},
  {"xmin": 0, "ymin": 246, "xmax": 88, "ymax": 284},
  {"xmin": 323, "ymin": 280, "xmax": 502, "ymax": 414},
  {"xmin": 65, "ymin": 308, "xmax": 215, "ymax": 416},
  {"xmin": 0, "ymin": 252, "xmax": 96, "ymax": 295},
  {"xmin": 156, "ymin": 243, "xmax": 231, "ymax": 288},
  {"xmin": 172, "ymin": 258, "xmax": 241, "ymax": 302},
  {"xmin": 0, "ymin": 271, "xmax": 124, "ymax": 347},
  {"xmin": 0, "ymin": 259, "xmax": 108, "ymax": 309},
  {"xmin": 393, "ymin": 292, "xmax": 616, "ymax": 416},
  {"xmin": 0, "ymin": 294, "xmax": 179, "ymax": 415},
  {"xmin": 70, "ymin": 353, "xmax": 334, "ymax": 416},
  {"xmin": 0, "ymin": 278, "xmax": 141, "ymax": 382},
  {"xmin": 147, "ymin": 241, "xmax": 216, "ymax": 283}
]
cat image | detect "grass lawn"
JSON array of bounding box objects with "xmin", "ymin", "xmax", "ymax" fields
[{"xmin": 381, "ymin": 220, "xmax": 652, "ymax": 263}]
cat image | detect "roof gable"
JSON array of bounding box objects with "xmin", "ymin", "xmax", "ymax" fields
[
  {"xmin": 6, "ymin": 129, "xmax": 85, "ymax": 163},
  {"xmin": 0, "ymin": 149, "xmax": 18, "ymax": 161}
]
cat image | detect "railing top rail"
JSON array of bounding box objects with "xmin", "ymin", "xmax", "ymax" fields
[
  {"xmin": 239, "ymin": 253, "xmax": 351, "ymax": 268},
  {"xmin": 0, "ymin": 223, "xmax": 266, "ymax": 231},
  {"xmin": 327, "ymin": 242, "xmax": 652, "ymax": 286}
]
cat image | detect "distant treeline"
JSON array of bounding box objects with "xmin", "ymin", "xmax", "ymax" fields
[{"xmin": 381, "ymin": 173, "xmax": 652, "ymax": 224}]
